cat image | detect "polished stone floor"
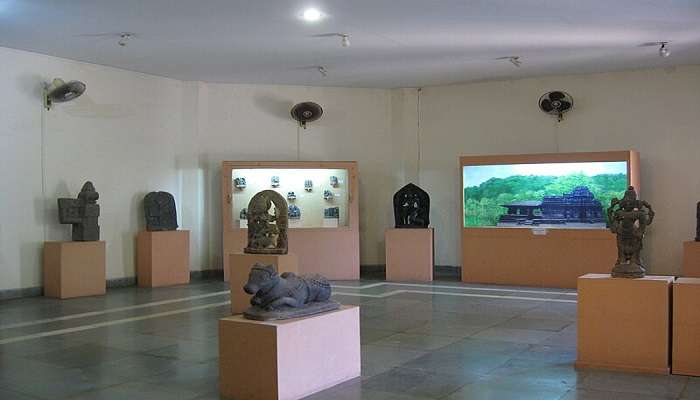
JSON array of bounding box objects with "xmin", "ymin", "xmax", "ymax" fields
[{"xmin": 0, "ymin": 278, "xmax": 696, "ymax": 399}]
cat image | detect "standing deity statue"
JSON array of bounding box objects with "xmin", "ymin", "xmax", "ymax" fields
[
  {"xmin": 244, "ymin": 190, "xmax": 288, "ymax": 254},
  {"xmin": 607, "ymin": 186, "xmax": 655, "ymax": 278},
  {"xmin": 57, "ymin": 181, "xmax": 100, "ymax": 241}
]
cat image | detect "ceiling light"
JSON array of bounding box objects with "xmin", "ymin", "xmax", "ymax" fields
[
  {"xmin": 659, "ymin": 42, "xmax": 670, "ymax": 57},
  {"xmin": 302, "ymin": 8, "xmax": 323, "ymax": 22},
  {"xmin": 340, "ymin": 34, "xmax": 350, "ymax": 48},
  {"xmin": 317, "ymin": 66, "xmax": 327, "ymax": 77},
  {"xmin": 495, "ymin": 56, "xmax": 522, "ymax": 67},
  {"xmin": 118, "ymin": 32, "xmax": 132, "ymax": 47}
]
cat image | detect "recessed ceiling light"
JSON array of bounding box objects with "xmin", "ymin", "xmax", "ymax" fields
[{"xmin": 302, "ymin": 8, "xmax": 323, "ymax": 22}]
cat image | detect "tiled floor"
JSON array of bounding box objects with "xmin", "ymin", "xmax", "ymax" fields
[{"xmin": 0, "ymin": 279, "xmax": 696, "ymax": 399}]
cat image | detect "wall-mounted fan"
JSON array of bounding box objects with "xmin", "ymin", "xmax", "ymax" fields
[
  {"xmin": 43, "ymin": 78, "xmax": 86, "ymax": 110},
  {"xmin": 538, "ymin": 91, "xmax": 573, "ymax": 122},
  {"xmin": 290, "ymin": 102, "xmax": 323, "ymax": 129}
]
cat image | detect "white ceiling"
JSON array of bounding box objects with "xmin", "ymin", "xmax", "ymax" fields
[{"xmin": 1, "ymin": 0, "xmax": 699, "ymax": 88}]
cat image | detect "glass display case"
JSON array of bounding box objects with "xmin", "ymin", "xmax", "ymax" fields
[{"xmin": 231, "ymin": 168, "xmax": 350, "ymax": 229}]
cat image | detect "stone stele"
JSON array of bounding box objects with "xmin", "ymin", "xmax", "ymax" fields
[
  {"xmin": 607, "ymin": 186, "xmax": 655, "ymax": 278},
  {"xmin": 244, "ymin": 190, "xmax": 288, "ymax": 255},
  {"xmin": 57, "ymin": 181, "xmax": 100, "ymax": 241},
  {"xmin": 144, "ymin": 191, "xmax": 178, "ymax": 231},
  {"xmin": 393, "ymin": 183, "xmax": 430, "ymax": 228},
  {"xmin": 242, "ymin": 263, "xmax": 340, "ymax": 321}
]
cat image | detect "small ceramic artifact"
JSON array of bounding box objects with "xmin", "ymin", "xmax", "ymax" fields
[
  {"xmin": 393, "ymin": 183, "xmax": 430, "ymax": 228},
  {"xmin": 323, "ymin": 190, "xmax": 334, "ymax": 200},
  {"xmin": 239, "ymin": 208, "xmax": 248, "ymax": 220},
  {"xmin": 287, "ymin": 191, "xmax": 296, "ymax": 200},
  {"xmin": 58, "ymin": 181, "xmax": 100, "ymax": 241},
  {"xmin": 288, "ymin": 204, "xmax": 301, "ymax": 219},
  {"xmin": 271, "ymin": 176, "xmax": 280, "ymax": 187},
  {"xmin": 234, "ymin": 177, "xmax": 247, "ymax": 189},
  {"xmin": 304, "ymin": 179, "xmax": 313, "ymax": 192},
  {"xmin": 330, "ymin": 176, "xmax": 339, "ymax": 187},
  {"xmin": 144, "ymin": 191, "xmax": 178, "ymax": 231},
  {"xmin": 324, "ymin": 207, "xmax": 339, "ymax": 219},
  {"xmin": 243, "ymin": 263, "xmax": 340, "ymax": 321},
  {"xmin": 244, "ymin": 190, "xmax": 288, "ymax": 254},
  {"xmin": 608, "ymin": 186, "xmax": 655, "ymax": 278}
]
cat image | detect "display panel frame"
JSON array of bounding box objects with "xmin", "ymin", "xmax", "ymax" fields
[
  {"xmin": 459, "ymin": 150, "xmax": 640, "ymax": 288},
  {"xmin": 221, "ymin": 161, "xmax": 360, "ymax": 281}
]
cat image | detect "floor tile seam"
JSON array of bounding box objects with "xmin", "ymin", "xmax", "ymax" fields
[{"xmin": 333, "ymin": 282, "xmax": 578, "ymax": 296}]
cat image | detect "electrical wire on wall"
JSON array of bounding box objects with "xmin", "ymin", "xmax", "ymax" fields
[
  {"xmin": 40, "ymin": 104, "xmax": 48, "ymax": 242},
  {"xmin": 296, "ymin": 125, "xmax": 301, "ymax": 161},
  {"xmin": 416, "ymin": 87, "xmax": 422, "ymax": 185}
]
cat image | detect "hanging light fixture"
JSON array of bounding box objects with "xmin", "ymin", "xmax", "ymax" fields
[{"xmin": 658, "ymin": 42, "xmax": 670, "ymax": 57}]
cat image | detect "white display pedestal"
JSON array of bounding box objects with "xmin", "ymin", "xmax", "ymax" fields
[
  {"xmin": 385, "ymin": 228, "xmax": 434, "ymax": 282},
  {"xmin": 672, "ymin": 277, "xmax": 700, "ymax": 376},
  {"xmin": 219, "ymin": 306, "xmax": 361, "ymax": 400},
  {"xmin": 136, "ymin": 230, "xmax": 190, "ymax": 288},
  {"xmin": 43, "ymin": 241, "xmax": 106, "ymax": 299}
]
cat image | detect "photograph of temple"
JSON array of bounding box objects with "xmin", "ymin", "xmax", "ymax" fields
[{"xmin": 497, "ymin": 186, "xmax": 606, "ymax": 228}]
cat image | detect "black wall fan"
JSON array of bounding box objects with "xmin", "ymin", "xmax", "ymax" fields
[
  {"xmin": 43, "ymin": 78, "xmax": 86, "ymax": 110},
  {"xmin": 290, "ymin": 102, "xmax": 323, "ymax": 129},
  {"xmin": 539, "ymin": 91, "xmax": 573, "ymax": 122}
]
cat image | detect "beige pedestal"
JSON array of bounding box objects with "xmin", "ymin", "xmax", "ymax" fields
[
  {"xmin": 229, "ymin": 253, "xmax": 299, "ymax": 314},
  {"xmin": 576, "ymin": 273, "xmax": 672, "ymax": 374},
  {"xmin": 136, "ymin": 230, "xmax": 190, "ymax": 288},
  {"xmin": 219, "ymin": 306, "xmax": 361, "ymax": 400},
  {"xmin": 682, "ymin": 241, "xmax": 700, "ymax": 277},
  {"xmin": 385, "ymin": 228, "xmax": 434, "ymax": 282},
  {"xmin": 673, "ymin": 278, "xmax": 700, "ymax": 376},
  {"xmin": 43, "ymin": 241, "xmax": 106, "ymax": 299}
]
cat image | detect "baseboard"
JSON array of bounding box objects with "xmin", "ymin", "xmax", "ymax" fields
[
  {"xmin": 190, "ymin": 269, "xmax": 224, "ymax": 280},
  {"xmin": 360, "ymin": 264, "xmax": 461, "ymax": 281},
  {"xmin": 107, "ymin": 277, "xmax": 137, "ymax": 288},
  {"xmin": 0, "ymin": 286, "xmax": 43, "ymax": 301}
]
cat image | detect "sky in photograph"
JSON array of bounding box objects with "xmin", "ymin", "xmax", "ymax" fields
[{"xmin": 463, "ymin": 161, "xmax": 628, "ymax": 187}]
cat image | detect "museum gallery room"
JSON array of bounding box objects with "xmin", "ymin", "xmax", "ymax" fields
[{"xmin": 3, "ymin": 2, "xmax": 700, "ymax": 400}]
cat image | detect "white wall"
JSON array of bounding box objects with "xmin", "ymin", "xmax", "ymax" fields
[{"xmin": 416, "ymin": 66, "xmax": 700, "ymax": 274}]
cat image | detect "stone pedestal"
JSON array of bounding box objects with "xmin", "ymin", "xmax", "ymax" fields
[
  {"xmin": 385, "ymin": 228, "xmax": 434, "ymax": 282},
  {"xmin": 576, "ymin": 273, "xmax": 672, "ymax": 374},
  {"xmin": 43, "ymin": 241, "xmax": 106, "ymax": 299},
  {"xmin": 682, "ymin": 241, "xmax": 700, "ymax": 277},
  {"xmin": 136, "ymin": 230, "xmax": 190, "ymax": 288},
  {"xmin": 219, "ymin": 306, "xmax": 360, "ymax": 400},
  {"xmin": 673, "ymin": 277, "xmax": 700, "ymax": 376},
  {"xmin": 229, "ymin": 253, "xmax": 298, "ymax": 314}
]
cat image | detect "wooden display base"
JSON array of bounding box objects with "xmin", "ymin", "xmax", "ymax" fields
[
  {"xmin": 219, "ymin": 306, "xmax": 360, "ymax": 400},
  {"xmin": 136, "ymin": 230, "xmax": 190, "ymax": 288},
  {"xmin": 682, "ymin": 241, "xmax": 700, "ymax": 277},
  {"xmin": 385, "ymin": 228, "xmax": 434, "ymax": 282},
  {"xmin": 43, "ymin": 241, "xmax": 106, "ymax": 299},
  {"xmin": 672, "ymin": 278, "xmax": 700, "ymax": 376},
  {"xmin": 229, "ymin": 253, "xmax": 299, "ymax": 314},
  {"xmin": 576, "ymin": 273, "xmax": 672, "ymax": 374}
]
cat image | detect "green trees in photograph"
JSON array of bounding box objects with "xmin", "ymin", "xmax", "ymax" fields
[{"xmin": 463, "ymin": 173, "xmax": 628, "ymax": 227}]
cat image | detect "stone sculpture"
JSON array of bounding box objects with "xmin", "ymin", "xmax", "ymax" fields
[
  {"xmin": 143, "ymin": 191, "xmax": 178, "ymax": 231},
  {"xmin": 330, "ymin": 176, "xmax": 339, "ymax": 187},
  {"xmin": 242, "ymin": 263, "xmax": 340, "ymax": 320},
  {"xmin": 287, "ymin": 191, "xmax": 296, "ymax": 200},
  {"xmin": 607, "ymin": 186, "xmax": 655, "ymax": 278},
  {"xmin": 393, "ymin": 183, "xmax": 430, "ymax": 228},
  {"xmin": 234, "ymin": 177, "xmax": 246, "ymax": 189},
  {"xmin": 323, "ymin": 190, "xmax": 334, "ymax": 200},
  {"xmin": 271, "ymin": 176, "xmax": 280, "ymax": 187},
  {"xmin": 244, "ymin": 190, "xmax": 288, "ymax": 254},
  {"xmin": 239, "ymin": 208, "xmax": 247, "ymax": 220},
  {"xmin": 58, "ymin": 181, "xmax": 100, "ymax": 241},
  {"xmin": 304, "ymin": 179, "xmax": 313, "ymax": 191},
  {"xmin": 324, "ymin": 207, "xmax": 339, "ymax": 219},
  {"xmin": 696, "ymin": 201, "xmax": 700, "ymax": 241}
]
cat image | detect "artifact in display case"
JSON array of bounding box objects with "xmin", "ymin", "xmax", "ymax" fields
[
  {"xmin": 393, "ymin": 183, "xmax": 430, "ymax": 228},
  {"xmin": 288, "ymin": 204, "xmax": 301, "ymax": 219},
  {"xmin": 608, "ymin": 186, "xmax": 655, "ymax": 278},
  {"xmin": 324, "ymin": 207, "xmax": 339, "ymax": 219},
  {"xmin": 271, "ymin": 176, "xmax": 280, "ymax": 188},
  {"xmin": 244, "ymin": 190, "xmax": 288, "ymax": 255},
  {"xmin": 239, "ymin": 208, "xmax": 248, "ymax": 220},
  {"xmin": 242, "ymin": 263, "xmax": 340, "ymax": 321},
  {"xmin": 287, "ymin": 191, "xmax": 296, "ymax": 201},
  {"xmin": 463, "ymin": 161, "xmax": 629, "ymax": 229},
  {"xmin": 696, "ymin": 201, "xmax": 700, "ymax": 241},
  {"xmin": 323, "ymin": 190, "xmax": 334, "ymax": 200},
  {"xmin": 144, "ymin": 191, "xmax": 178, "ymax": 231},
  {"xmin": 234, "ymin": 177, "xmax": 247, "ymax": 189},
  {"xmin": 58, "ymin": 181, "xmax": 100, "ymax": 241},
  {"xmin": 330, "ymin": 176, "xmax": 339, "ymax": 187},
  {"xmin": 304, "ymin": 179, "xmax": 313, "ymax": 192}
]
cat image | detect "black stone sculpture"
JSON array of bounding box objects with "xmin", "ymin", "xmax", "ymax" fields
[
  {"xmin": 696, "ymin": 201, "xmax": 700, "ymax": 242},
  {"xmin": 393, "ymin": 183, "xmax": 430, "ymax": 228},
  {"xmin": 144, "ymin": 192, "xmax": 178, "ymax": 231},
  {"xmin": 607, "ymin": 186, "xmax": 655, "ymax": 278},
  {"xmin": 242, "ymin": 263, "xmax": 340, "ymax": 321},
  {"xmin": 245, "ymin": 190, "xmax": 288, "ymax": 254},
  {"xmin": 58, "ymin": 181, "xmax": 100, "ymax": 241}
]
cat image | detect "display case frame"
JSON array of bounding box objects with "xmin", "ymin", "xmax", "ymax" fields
[
  {"xmin": 222, "ymin": 161, "xmax": 360, "ymax": 280},
  {"xmin": 460, "ymin": 150, "xmax": 640, "ymax": 288}
]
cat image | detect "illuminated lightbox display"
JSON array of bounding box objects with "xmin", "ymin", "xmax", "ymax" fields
[
  {"xmin": 463, "ymin": 161, "xmax": 628, "ymax": 229},
  {"xmin": 231, "ymin": 168, "xmax": 349, "ymax": 229}
]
